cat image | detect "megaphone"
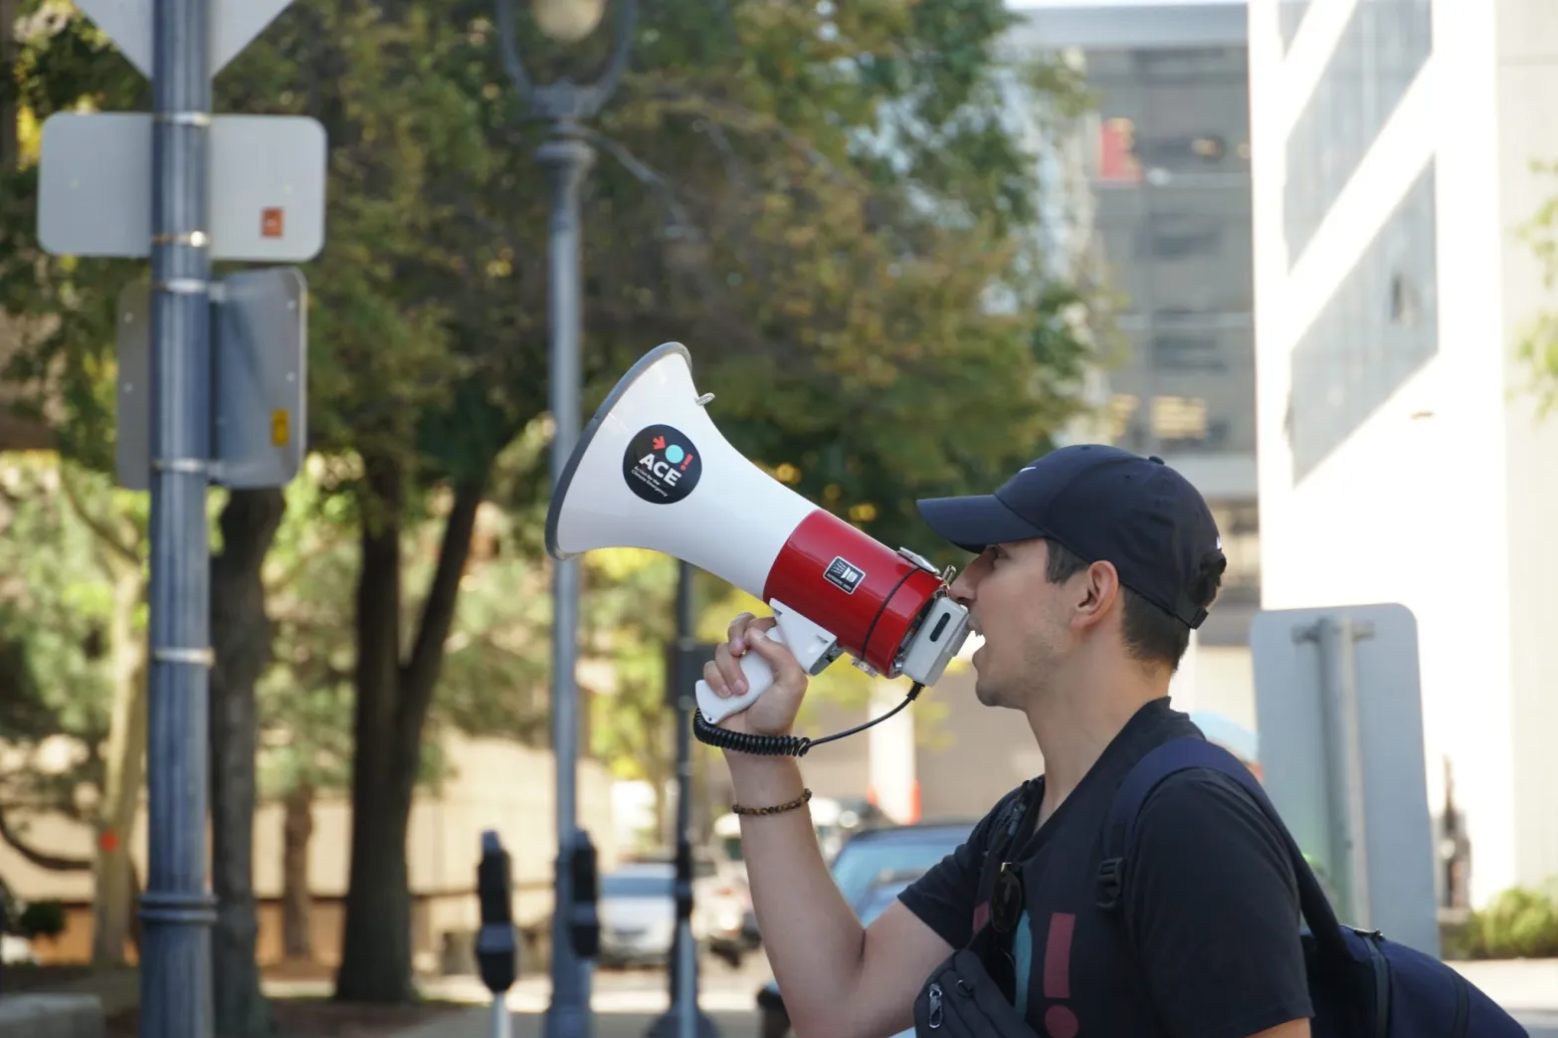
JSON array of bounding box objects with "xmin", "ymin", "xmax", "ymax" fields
[{"xmin": 545, "ymin": 343, "xmax": 972, "ymax": 749}]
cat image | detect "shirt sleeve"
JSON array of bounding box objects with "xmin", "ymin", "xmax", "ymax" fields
[
  {"xmin": 1125, "ymin": 770, "xmax": 1314, "ymax": 1038},
  {"xmin": 896, "ymin": 786, "xmax": 1022, "ymax": 949}
]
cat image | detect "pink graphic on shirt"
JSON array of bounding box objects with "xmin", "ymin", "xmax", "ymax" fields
[{"xmin": 1042, "ymin": 912, "xmax": 1080, "ymax": 1038}]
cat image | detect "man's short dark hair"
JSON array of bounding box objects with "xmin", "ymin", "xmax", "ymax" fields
[{"xmin": 1041, "ymin": 539, "xmax": 1221, "ymax": 672}]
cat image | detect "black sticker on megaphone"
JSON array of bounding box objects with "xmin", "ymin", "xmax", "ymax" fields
[{"xmin": 623, "ymin": 425, "xmax": 702, "ymax": 504}]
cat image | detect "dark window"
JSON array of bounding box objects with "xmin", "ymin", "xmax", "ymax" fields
[
  {"xmin": 1284, "ymin": 0, "xmax": 1433, "ymax": 266},
  {"xmin": 1287, "ymin": 162, "xmax": 1438, "ymax": 482},
  {"xmin": 1156, "ymin": 333, "xmax": 1229, "ymax": 373},
  {"xmin": 1147, "ymin": 217, "xmax": 1223, "ymax": 260}
]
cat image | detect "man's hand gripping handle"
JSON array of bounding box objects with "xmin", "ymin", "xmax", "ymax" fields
[{"xmin": 694, "ymin": 603, "xmax": 837, "ymax": 724}]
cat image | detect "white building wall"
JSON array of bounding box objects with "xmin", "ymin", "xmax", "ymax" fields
[
  {"xmin": 1250, "ymin": 0, "xmax": 1558, "ymax": 906},
  {"xmin": 1492, "ymin": 0, "xmax": 1558, "ymax": 892}
]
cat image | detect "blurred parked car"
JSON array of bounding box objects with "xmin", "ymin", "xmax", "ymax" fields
[
  {"xmin": 596, "ymin": 858, "xmax": 753, "ymax": 969},
  {"xmin": 713, "ymin": 795, "xmax": 886, "ymax": 948},
  {"xmin": 755, "ymin": 820, "xmax": 977, "ymax": 1038}
]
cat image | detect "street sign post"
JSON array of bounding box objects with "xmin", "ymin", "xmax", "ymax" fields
[
  {"xmin": 75, "ymin": 0, "xmax": 296, "ymax": 78},
  {"xmin": 1250, "ymin": 603, "xmax": 1439, "ymax": 956},
  {"xmin": 39, "ymin": 2, "xmax": 318, "ymax": 1036},
  {"xmin": 116, "ymin": 267, "xmax": 308, "ymax": 491},
  {"xmin": 39, "ymin": 112, "xmax": 325, "ymax": 261}
]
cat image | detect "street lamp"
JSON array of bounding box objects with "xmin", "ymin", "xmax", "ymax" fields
[
  {"xmin": 494, "ymin": 4, "xmax": 636, "ymax": 1038},
  {"xmin": 531, "ymin": 0, "xmax": 607, "ymax": 43}
]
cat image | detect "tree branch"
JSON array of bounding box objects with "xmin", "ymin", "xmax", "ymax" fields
[
  {"xmin": 0, "ymin": 801, "xmax": 91, "ymax": 872},
  {"xmin": 57, "ymin": 466, "xmax": 139, "ymax": 569},
  {"xmin": 398, "ymin": 473, "xmax": 488, "ymax": 736}
]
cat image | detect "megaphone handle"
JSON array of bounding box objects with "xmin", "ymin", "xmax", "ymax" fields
[{"xmin": 694, "ymin": 628, "xmax": 785, "ymax": 725}]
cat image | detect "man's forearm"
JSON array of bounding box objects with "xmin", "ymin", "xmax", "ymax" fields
[{"xmin": 727, "ymin": 754, "xmax": 868, "ymax": 1037}]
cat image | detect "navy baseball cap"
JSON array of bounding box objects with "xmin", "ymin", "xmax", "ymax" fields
[{"xmin": 915, "ymin": 444, "xmax": 1225, "ymax": 628}]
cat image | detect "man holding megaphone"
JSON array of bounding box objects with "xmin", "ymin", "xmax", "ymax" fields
[
  {"xmin": 547, "ymin": 345, "xmax": 1310, "ymax": 1038},
  {"xmin": 699, "ymin": 447, "xmax": 1313, "ymax": 1038}
]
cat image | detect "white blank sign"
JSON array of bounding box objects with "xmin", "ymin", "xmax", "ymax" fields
[{"xmin": 38, "ymin": 112, "xmax": 326, "ymax": 263}]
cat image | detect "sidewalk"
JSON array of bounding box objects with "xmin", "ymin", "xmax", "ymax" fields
[
  {"xmin": 1449, "ymin": 958, "xmax": 1558, "ymax": 1013},
  {"xmin": 393, "ymin": 1010, "xmax": 756, "ymax": 1038},
  {"xmin": 390, "ymin": 959, "xmax": 1558, "ymax": 1038}
]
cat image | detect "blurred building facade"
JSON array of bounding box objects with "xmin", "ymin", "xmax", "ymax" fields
[
  {"xmin": 1249, "ymin": 0, "xmax": 1558, "ymax": 906},
  {"xmin": 1007, "ymin": 0, "xmax": 1262, "ymax": 729},
  {"xmin": 708, "ymin": 2, "xmax": 1268, "ymax": 829}
]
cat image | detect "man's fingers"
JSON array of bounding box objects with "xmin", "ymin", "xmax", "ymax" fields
[
  {"xmin": 727, "ymin": 612, "xmax": 755, "ymax": 649},
  {"xmin": 743, "ymin": 628, "xmax": 803, "ymax": 688},
  {"xmin": 733, "ymin": 615, "xmax": 777, "ymax": 655},
  {"xmin": 702, "ymin": 657, "xmax": 727, "ymax": 698},
  {"xmin": 713, "ymin": 642, "xmax": 747, "ymax": 695}
]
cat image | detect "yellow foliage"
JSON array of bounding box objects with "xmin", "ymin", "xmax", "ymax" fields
[{"xmin": 586, "ymin": 547, "xmax": 667, "ymax": 581}]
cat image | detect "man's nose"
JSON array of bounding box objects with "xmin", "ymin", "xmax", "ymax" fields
[{"xmin": 948, "ymin": 568, "xmax": 977, "ymax": 606}]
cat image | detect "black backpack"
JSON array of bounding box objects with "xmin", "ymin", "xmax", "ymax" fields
[{"xmin": 913, "ymin": 737, "xmax": 1529, "ymax": 1038}]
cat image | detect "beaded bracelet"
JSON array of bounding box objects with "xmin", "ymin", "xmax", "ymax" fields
[{"xmin": 731, "ymin": 788, "xmax": 813, "ymax": 817}]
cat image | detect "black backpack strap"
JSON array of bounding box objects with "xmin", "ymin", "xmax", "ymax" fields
[
  {"xmin": 1094, "ymin": 736, "xmax": 1352, "ymax": 965},
  {"xmin": 974, "ymin": 779, "xmax": 1043, "ymax": 921}
]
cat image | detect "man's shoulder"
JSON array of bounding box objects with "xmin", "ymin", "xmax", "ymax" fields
[
  {"xmin": 939, "ymin": 779, "xmax": 1036, "ymax": 860},
  {"xmin": 1131, "ymin": 764, "xmax": 1291, "ymax": 859}
]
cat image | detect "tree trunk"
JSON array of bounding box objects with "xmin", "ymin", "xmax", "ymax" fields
[
  {"xmin": 334, "ymin": 458, "xmax": 486, "ymax": 1004},
  {"xmin": 281, "ymin": 782, "xmax": 314, "ymax": 961},
  {"xmin": 209, "ymin": 489, "xmax": 285, "ymax": 1038},
  {"xmin": 91, "ymin": 565, "xmax": 148, "ymax": 966},
  {"xmin": 0, "ymin": 0, "xmax": 15, "ymax": 171}
]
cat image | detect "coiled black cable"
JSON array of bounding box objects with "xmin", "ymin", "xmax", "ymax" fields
[{"xmin": 691, "ymin": 681, "xmax": 926, "ymax": 757}]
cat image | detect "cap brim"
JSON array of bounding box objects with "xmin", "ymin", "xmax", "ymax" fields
[{"xmin": 915, "ymin": 494, "xmax": 1048, "ymax": 555}]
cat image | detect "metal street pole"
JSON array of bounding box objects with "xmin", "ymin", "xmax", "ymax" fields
[
  {"xmin": 648, "ymin": 563, "xmax": 718, "ymax": 1038},
  {"xmin": 494, "ymin": 5, "xmax": 636, "ymax": 1038},
  {"xmin": 541, "ymin": 124, "xmax": 595, "ymax": 1038},
  {"xmin": 142, "ymin": 0, "xmax": 216, "ymax": 1036}
]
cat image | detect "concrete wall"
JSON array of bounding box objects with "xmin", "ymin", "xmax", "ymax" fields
[{"xmin": 1, "ymin": 735, "xmax": 618, "ymax": 967}]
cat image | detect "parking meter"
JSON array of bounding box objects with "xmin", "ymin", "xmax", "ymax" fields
[
  {"xmin": 476, "ymin": 831, "xmax": 518, "ymax": 997},
  {"xmin": 567, "ymin": 829, "xmax": 600, "ymax": 960}
]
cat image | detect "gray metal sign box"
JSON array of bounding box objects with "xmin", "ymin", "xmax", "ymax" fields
[
  {"xmin": 39, "ymin": 112, "xmax": 326, "ymax": 262},
  {"xmin": 1250, "ymin": 603, "xmax": 1439, "ymax": 956},
  {"xmin": 116, "ymin": 267, "xmax": 307, "ymax": 491}
]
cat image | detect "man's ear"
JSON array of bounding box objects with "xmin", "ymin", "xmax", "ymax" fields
[{"xmin": 1072, "ymin": 561, "xmax": 1121, "ymax": 630}]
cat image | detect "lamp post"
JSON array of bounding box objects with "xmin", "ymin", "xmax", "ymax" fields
[{"xmin": 494, "ymin": 4, "xmax": 636, "ymax": 1038}]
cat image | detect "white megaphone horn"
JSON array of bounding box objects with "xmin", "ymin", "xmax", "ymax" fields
[{"xmin": 545, "ymin": 343, "xmax": 972, "ymax": 742}]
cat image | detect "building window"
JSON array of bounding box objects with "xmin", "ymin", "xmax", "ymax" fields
[
  {"xmin": 1147, "ymin": 217, "xmax": 1224, "ymax": 260},
  {"xmin": 1287, "ymin": 161, "xmax": 1438, "ymax": 481},
  {"xmin": 1283, "ymin": 0, "xmax": 1434, "ymax": 267},
  {"xmin": 1155, "ymin": 333, "xmax": 1229, "ymax": 373}
]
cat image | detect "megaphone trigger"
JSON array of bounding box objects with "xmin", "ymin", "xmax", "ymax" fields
[{"xmin": 694, "ymin": 603, "xmax": 840, "ymax": 725}]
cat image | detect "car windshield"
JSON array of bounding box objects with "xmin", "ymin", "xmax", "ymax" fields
[
  {"xmin": 829, "ymin": 830, "xmax": 968, "ymax": 909},
  {"xmin": 601, "ymin": 873, "xmax": 673, "ymax": 898}
]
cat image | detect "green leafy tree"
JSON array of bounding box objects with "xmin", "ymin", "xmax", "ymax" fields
[
  {"xmin": 0, "ymin": 5, "xmax": 290, "ymax": 1029},
  {"xmin": 319, "ymin": 0, "xmax": 1095, "ymax": 1001},
  {"xmin": 0, "ymin": 454, "xmax": 149, "ymax": 966},
  {"xmin": 3, "ymin": 0, "xmax": 1098, "ymax": 1010}
]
